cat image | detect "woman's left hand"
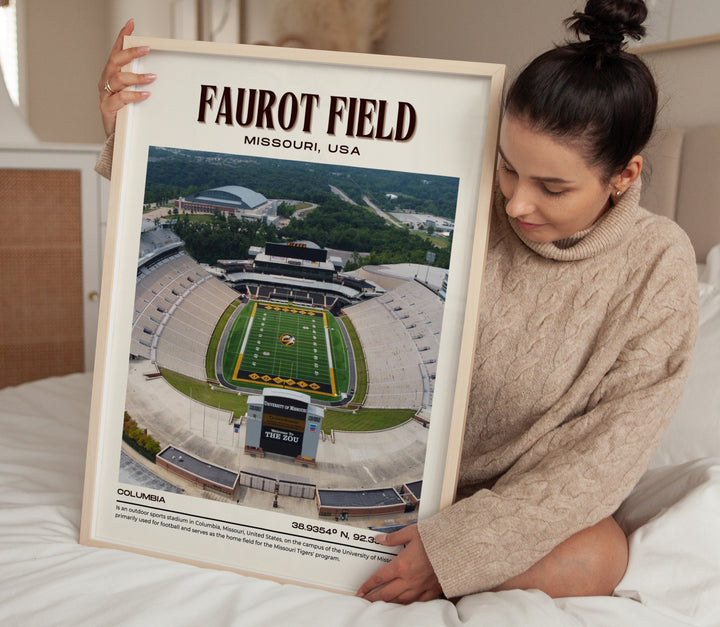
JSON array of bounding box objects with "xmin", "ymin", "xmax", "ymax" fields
[{"xmin": 356, "ymin": 524, "xmax": 442, "ymax": 603}]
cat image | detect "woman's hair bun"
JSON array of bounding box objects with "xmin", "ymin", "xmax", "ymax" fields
[
  {"xmin": 504, "ymin": 0, "xmax": 657, "ymax": 180},
  {"xmin": 565, "ymin": 0, "xmax": 648, "ymax": 52}
]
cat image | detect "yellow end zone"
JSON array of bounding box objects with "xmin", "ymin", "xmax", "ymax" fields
[{"xmin": 229, "ymin": 301, "xmax": 337, "ymax": 398}]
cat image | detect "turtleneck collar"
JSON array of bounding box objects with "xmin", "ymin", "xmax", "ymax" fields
[{"xmin": 503, "ymin": 179, "xmax": 642, "ymax": 261}]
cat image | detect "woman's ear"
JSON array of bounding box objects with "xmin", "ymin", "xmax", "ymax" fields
[{"xmin": 613, "ymin": 155, "xmax": 643, "ymax": 195}]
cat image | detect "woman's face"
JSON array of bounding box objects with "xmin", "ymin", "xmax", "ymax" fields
[{"xmin": 497, "ymin": 115, "xmax": 616, "ymax": 243}]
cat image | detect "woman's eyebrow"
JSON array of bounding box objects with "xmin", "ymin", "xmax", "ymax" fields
[
  {"xmin": 498, "ymin": 145, "xmax": 573, "ymax": 185},
  {"xmin": 498, "ymin": 145, "xmax": 512, "ymax": 167}
]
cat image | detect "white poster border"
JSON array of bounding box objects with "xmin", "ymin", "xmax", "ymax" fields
[{"xmin": 80, "ymin": 37, "xmax": 505, "ymax": 594}]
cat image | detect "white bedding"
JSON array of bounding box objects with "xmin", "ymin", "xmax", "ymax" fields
[
  {"xmin": 2, "ymin": 244, "xmax": 720, "ymax": 626},
  {"xmin": 0, "ymin": 378, "xmax": 717, "ymax": 626}
]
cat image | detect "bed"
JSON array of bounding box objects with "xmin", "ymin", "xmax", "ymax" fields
[{"xmin": 1, "ymin": 127, "xmax": 720, "ymax": 626}]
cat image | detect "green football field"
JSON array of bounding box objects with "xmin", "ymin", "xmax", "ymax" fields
[{"xmin": 222, "ymin": 301, "xmax": 349, "ymax": 399}]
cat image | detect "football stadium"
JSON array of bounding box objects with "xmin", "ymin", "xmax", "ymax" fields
[
  {"xmin": 122, "ymin": 182, "xmax": 449, "ymax": 527},
  {"xmin": 221, "ymin": 300, "xmax": 347, "ymax": 400}
]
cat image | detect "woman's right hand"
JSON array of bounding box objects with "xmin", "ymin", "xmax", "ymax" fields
[{"xmin": 98, "ymin": 18, "xmax": 156, "ymax": 137}]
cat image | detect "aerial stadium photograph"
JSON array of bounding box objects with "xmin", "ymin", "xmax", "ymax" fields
[{"xmin": 119, "ymin": 146, "xmax": 459, "ymax": 529}]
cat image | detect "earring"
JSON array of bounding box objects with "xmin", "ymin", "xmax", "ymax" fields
[{"xmin": 615, "ymin": 190, "xmax": 622, "ymax": 197}]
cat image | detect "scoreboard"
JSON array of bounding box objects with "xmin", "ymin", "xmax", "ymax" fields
[
  {"xmin": 265, "ymin": 241, "xmax": 327, "ymax": 263},
  {"xmin": 260, "ymin": 394, "xmax": 309, "ymax": 457},
  {"xmin": 244, "ymin": 389, "xmax": 323, "ymax": 462}
]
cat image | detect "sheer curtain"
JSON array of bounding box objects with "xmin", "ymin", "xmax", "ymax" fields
[
  {"xmin": 0, "ymin": 0, "xmax": 19, "ymax": 108},
  {"xmin": 269, "ymin": 0, "xmax": 389, "ymax": 52}
]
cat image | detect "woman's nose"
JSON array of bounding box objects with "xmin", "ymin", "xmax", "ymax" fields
[{"xmin": 504, "ymin": 185, "xmax": 534, "ymax": 218}]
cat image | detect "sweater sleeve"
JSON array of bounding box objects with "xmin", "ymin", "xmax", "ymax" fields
[
  {"xmin": 417, "ymin": 235, "xmax": 699, "ymax": 598},
  {"xmin": 94, "ymin": 133, "xmax": 115, "ymax": 180}
]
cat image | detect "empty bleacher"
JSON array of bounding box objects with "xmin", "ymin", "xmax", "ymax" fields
[
  {"xmin": 344, "ymin": 280, "xmax": 444, "ymax": 409},
  {"xmin": 131, "ymin": 252, "xmax": 238, "ymax": 379}
]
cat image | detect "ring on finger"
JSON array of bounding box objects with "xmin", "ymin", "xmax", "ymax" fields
[{"xmin": 104, "ymin": 79, "xmax": 118, "ymax": 95}]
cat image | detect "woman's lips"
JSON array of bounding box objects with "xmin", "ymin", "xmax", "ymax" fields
[{"xmin": 516, "ymin": 219, "xmax": 544, "ymax": 231}]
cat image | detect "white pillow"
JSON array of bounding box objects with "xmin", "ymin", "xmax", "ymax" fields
[
  {"xmin": 649, "ymin": 243, "xmax": 720, "ymax": 468},
  {"xmin": 698, "ymin": 241, "xmax": 720, "ymax": 287}
]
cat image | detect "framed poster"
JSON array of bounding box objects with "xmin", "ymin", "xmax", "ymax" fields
[{"xmin": 80, "ymin": 36, "xmax": 504, "ymax": 594}]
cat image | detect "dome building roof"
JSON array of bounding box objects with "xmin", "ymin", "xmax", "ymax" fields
[{"xmin": 185, "ymin": 185, "xmax": 268, "ymax": 210}]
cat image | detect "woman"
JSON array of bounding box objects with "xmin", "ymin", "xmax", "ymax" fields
[
  {"xmin": 97, "ymin": 0, "xmax": 698, "ymax": 604},
  {"xmin": 356, "ymin": 0, "xmax": 697, "ymax": 603}
]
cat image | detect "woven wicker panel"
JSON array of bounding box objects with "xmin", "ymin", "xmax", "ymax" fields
[{"xmin": 0, "ymin": 169, "xmax": 84, "ymax": 388}]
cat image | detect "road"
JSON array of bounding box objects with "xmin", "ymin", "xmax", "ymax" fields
[{"xmin": 329, "ymin": 185, "xmax": 399, "ymax": 227}]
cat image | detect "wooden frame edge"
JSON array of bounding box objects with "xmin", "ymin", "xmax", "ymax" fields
[
  {"xmin": 78, "ymin": 36, "xmax": 506, "ymax": 587},
  {"xmin": 124, "ymin": 34, "xmax": 505, "ymax": 77},
  {"xmin": 633, "ymin": 32, "xmax": 720, "ymax": 55},
  {"xmin": 439, "ymin": 63, "xmax": 505, "ymax": 511},
  {"xmin": 79, "ymin": 105, "xmax": 132, "ymax": 546}
]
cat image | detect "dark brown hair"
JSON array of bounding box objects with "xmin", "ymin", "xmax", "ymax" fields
[{"xmin": 504, "ymin": 0, "xmax": 657, "ymax": 182}]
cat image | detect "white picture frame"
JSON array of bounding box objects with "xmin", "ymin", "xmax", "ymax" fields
[{"xmin": 80, "ymin": 36, "xmax": 504, "ymax": 594}]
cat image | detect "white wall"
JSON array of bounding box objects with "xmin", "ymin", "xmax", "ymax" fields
[
  {"xmin": 105, "ymin": 0, "xmax": 178, "ymax": 42},
  {"xmin": 22, "ymin": 0, "xmax": 195, "ymax": 144},
  {"xmin": 17, "ymin": 0, "xmax": 720, "ymax": 144},
  {"xmin": 639, "ymin": 40, "xmax": 720, "ymax": 128},
  {"xmin": 24, "ymin": 0, "xmax": 248, "ymax": 143},
  {"xmin": 24, "ymin": 0, "xmax": 108, "ymax": 143},
  {"xmin": 378, "ymin": 0, "xmax": 576, "ymax": 81},
  {"xmin": 377, "ymin": 0, "xmax": 720, "ymax": 131},
  {"xmin": 644, "ymin": 0, "xmax": 720, "ymax": 45}
]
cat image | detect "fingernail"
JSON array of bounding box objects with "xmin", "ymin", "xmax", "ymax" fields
[
  {"xmin": 145, "ymin": 73, "xmax": 157, "ymax": 81},
  {"xmin": 375, "ymin": 533, "xmax": 386, "ymax": 543},
  {"xmin": 139, "ymin": 46, "xmax": 150, "ymax": 54}
]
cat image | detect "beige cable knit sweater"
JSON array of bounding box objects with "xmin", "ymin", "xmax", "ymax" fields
[
  {"xmin": 95, "ymin": 134, "xmax": 113, "ymax": 180},
  {"xmin": 418, "ymin": 180, "xmax": 698, "ymax": 598}
]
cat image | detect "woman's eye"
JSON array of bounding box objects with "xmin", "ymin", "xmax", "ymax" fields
[
  {"xmin": 542, "ymin": 185, "xmax": 565, "ymax": 197},
  {"xmin": 499, "ymin": 160, "xmax": 516, "ymax": 175}
]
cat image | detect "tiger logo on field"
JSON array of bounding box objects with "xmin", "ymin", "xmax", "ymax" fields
[{"xmin": 279, "ymin": 333, "xmax": 296, "ymax": 346}]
